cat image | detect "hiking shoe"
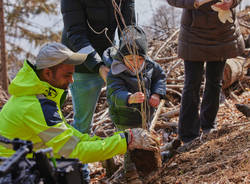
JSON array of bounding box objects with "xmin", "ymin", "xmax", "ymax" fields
[
  {"xmin": 176, "ymin": 137, "xmax": 201, "ymax": 153},
  {"xmin": 161, "ymin": 150, "xmax": 175, "ymax": 163},
  {"xmin": 161, "ymin": 139, "xmax": 181, "ymax": 163},
  {"xmin": 161, "ymin": 139, "xmax": 181, "ymax": 152}
]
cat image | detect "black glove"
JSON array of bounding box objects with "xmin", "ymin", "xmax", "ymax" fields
[{"xmin": 75, "ymin": 51, "xmax": 104, "ymax": 73}]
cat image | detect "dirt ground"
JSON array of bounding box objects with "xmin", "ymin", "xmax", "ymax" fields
[
  {"xmin": 153, "ymin": 92, "xmax": 250, "ymax": 184},
  {"xmin": 153, "ymin": 8, "xmax": 250, "ymax": 183},
  {"xmin": 0, "ymin": 82, "xmax": 249, "ymax": 184},
  {"xmin": 85, "ymin": 88, "xmax": 249, "ymax": 184}
]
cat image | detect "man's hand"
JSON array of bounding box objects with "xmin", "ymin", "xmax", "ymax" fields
[
  {"xmin": 128, "ymin": 92, "xmax": 145, "ymax": 104},
  {"xmin": 211, "ymin": 0, "xmax": 233, "ymax": 23},
  {"xmin": 99, "ymin": 65, "xmax": 110, "ymax": 83},
  {"xmin": 149, "ymin": 94, "xmax": 160, "ymax": 107},
  {"xmin": 125, "ymin": 128, "xmax": 160, "ymax": 152}
]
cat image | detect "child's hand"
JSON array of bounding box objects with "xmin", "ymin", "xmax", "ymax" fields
[
  {"xmin": 128, "ymin": 92, "xmax": 145, "ymax": 104},
  {"xmin": 149, "ymin": 94, "xmax": 160, "ymax": 107}
]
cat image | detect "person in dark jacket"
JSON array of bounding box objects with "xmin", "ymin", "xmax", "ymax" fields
[
  {"xmin": 60, "ymin": 0, "xmax": 135, "ymax": 134},
  {"xmin": 165, "ymin": 0, "xmax": 245, "ymax": 151},
  {"xmin": 104, "ymin": 26, "xmax": 166, "ymax": 183},
  {"xmin": 60, "ymin": 1, "xmax": 135, "ymax": 181}
]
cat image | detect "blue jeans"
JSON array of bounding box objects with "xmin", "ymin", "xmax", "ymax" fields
[
  {"xmin": 81, "ymin": 163, "xmax": 90, "ymax": 184},
  {"xmin": 178, "ymin": 60, "xmax": 226, "ymax": 143},
  {"xmin": 70, "ymin": 72, "xmax": 104, "ymax": 134},
  {"xmin": 70, "ymin": 72, "xmax": 104, "ymax": 183}
]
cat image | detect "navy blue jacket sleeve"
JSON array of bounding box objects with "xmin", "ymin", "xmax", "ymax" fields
[
  {"xmin": 39, "ymin": 99, "xmax": 62, "ymax": 126},
  {"xmin": 107, "ymin": 73, "xmax": 132, "ymax": 107}
]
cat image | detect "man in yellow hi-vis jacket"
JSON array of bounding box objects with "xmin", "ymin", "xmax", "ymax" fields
[{"xmin": 0, "ymin": 43, "xmax": 158, "ymax": 165}]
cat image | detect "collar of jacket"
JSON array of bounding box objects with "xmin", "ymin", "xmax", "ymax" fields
[{"xmin": 8, "ymin": 60, "xmax": 65, "ymax": 106}]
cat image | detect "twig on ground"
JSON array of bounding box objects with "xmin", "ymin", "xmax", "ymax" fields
[
  {"xmin": 160, "ymin": 108, "xmax": 180, "ymax": 119},
  {"xmin": 228, "ymin": 121, "xmax": 250, "ymax": 128},
  {"xmin": 150, "ymin": 100, "xmax": 165, "ymax": 132},
  {"xmin": 166, "ymin": 88, "xmax": 182, "ymax": 97},
  {"xmin": 154, "ymin": 56, "xmax": 179, "ymax": 63},
  {"xmin": 165, "ymin": 59, "xmax": 182, "ymax": 78}
]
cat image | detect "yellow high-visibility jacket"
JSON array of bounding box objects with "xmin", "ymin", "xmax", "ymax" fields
[{"xmin": 0, "ymin": 60, "xmax": 127, "ymax": 163}]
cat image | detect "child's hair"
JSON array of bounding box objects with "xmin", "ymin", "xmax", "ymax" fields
[{"xmin": 117, "ymin": 26, "xmax": 148, "ymax": 59}]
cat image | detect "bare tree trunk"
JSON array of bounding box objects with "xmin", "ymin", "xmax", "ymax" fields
[{"xmin": 0, "ymin": 0, "xmax": 8, "ymax": 92}]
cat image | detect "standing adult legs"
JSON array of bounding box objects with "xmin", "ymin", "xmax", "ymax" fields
[
  {"xmin": 70, "ymin": 72, "xmax": 104, "ymax": 134},
  {"xmin": 200, "ymin": 61, "xmax": 226, "ymax": 131},
  {"xmin": 178, "ymin": 61, "xmax": 204, "ymax": 143}
]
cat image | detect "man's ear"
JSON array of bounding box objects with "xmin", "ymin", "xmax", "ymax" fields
[{"xmin": 41, "ymin": 68, "xmax": 53, "ymax": 82}]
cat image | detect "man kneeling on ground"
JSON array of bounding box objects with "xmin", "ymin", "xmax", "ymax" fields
[{"xmin": 0, "ymin": 42, "xmax": 159, "ymax": 173}]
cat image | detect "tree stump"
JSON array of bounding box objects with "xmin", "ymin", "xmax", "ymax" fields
[{"xmin": 222, "ymin": 57, "xmax": 245, "ymax": 89}]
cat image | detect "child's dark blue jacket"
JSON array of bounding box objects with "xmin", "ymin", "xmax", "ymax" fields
[{"xmin": 104, "ymin": 47, "xmax": 166, "ymax": 127}]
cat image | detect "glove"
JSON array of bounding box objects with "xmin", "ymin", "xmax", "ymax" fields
[
  {"xmin": 102, "ymin": 46, "xmax": 118, "ymax": 68},
  {"xmin": 125, "ymin": 128, "xmax": 159, "ymax": 152},
  {"xmin": 211, "ymin": 0, "xmax": 233, "ymax": 23},
  {"xmin": 83, "ymin": 51, "xmax": 103, "ymax": 72}
]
